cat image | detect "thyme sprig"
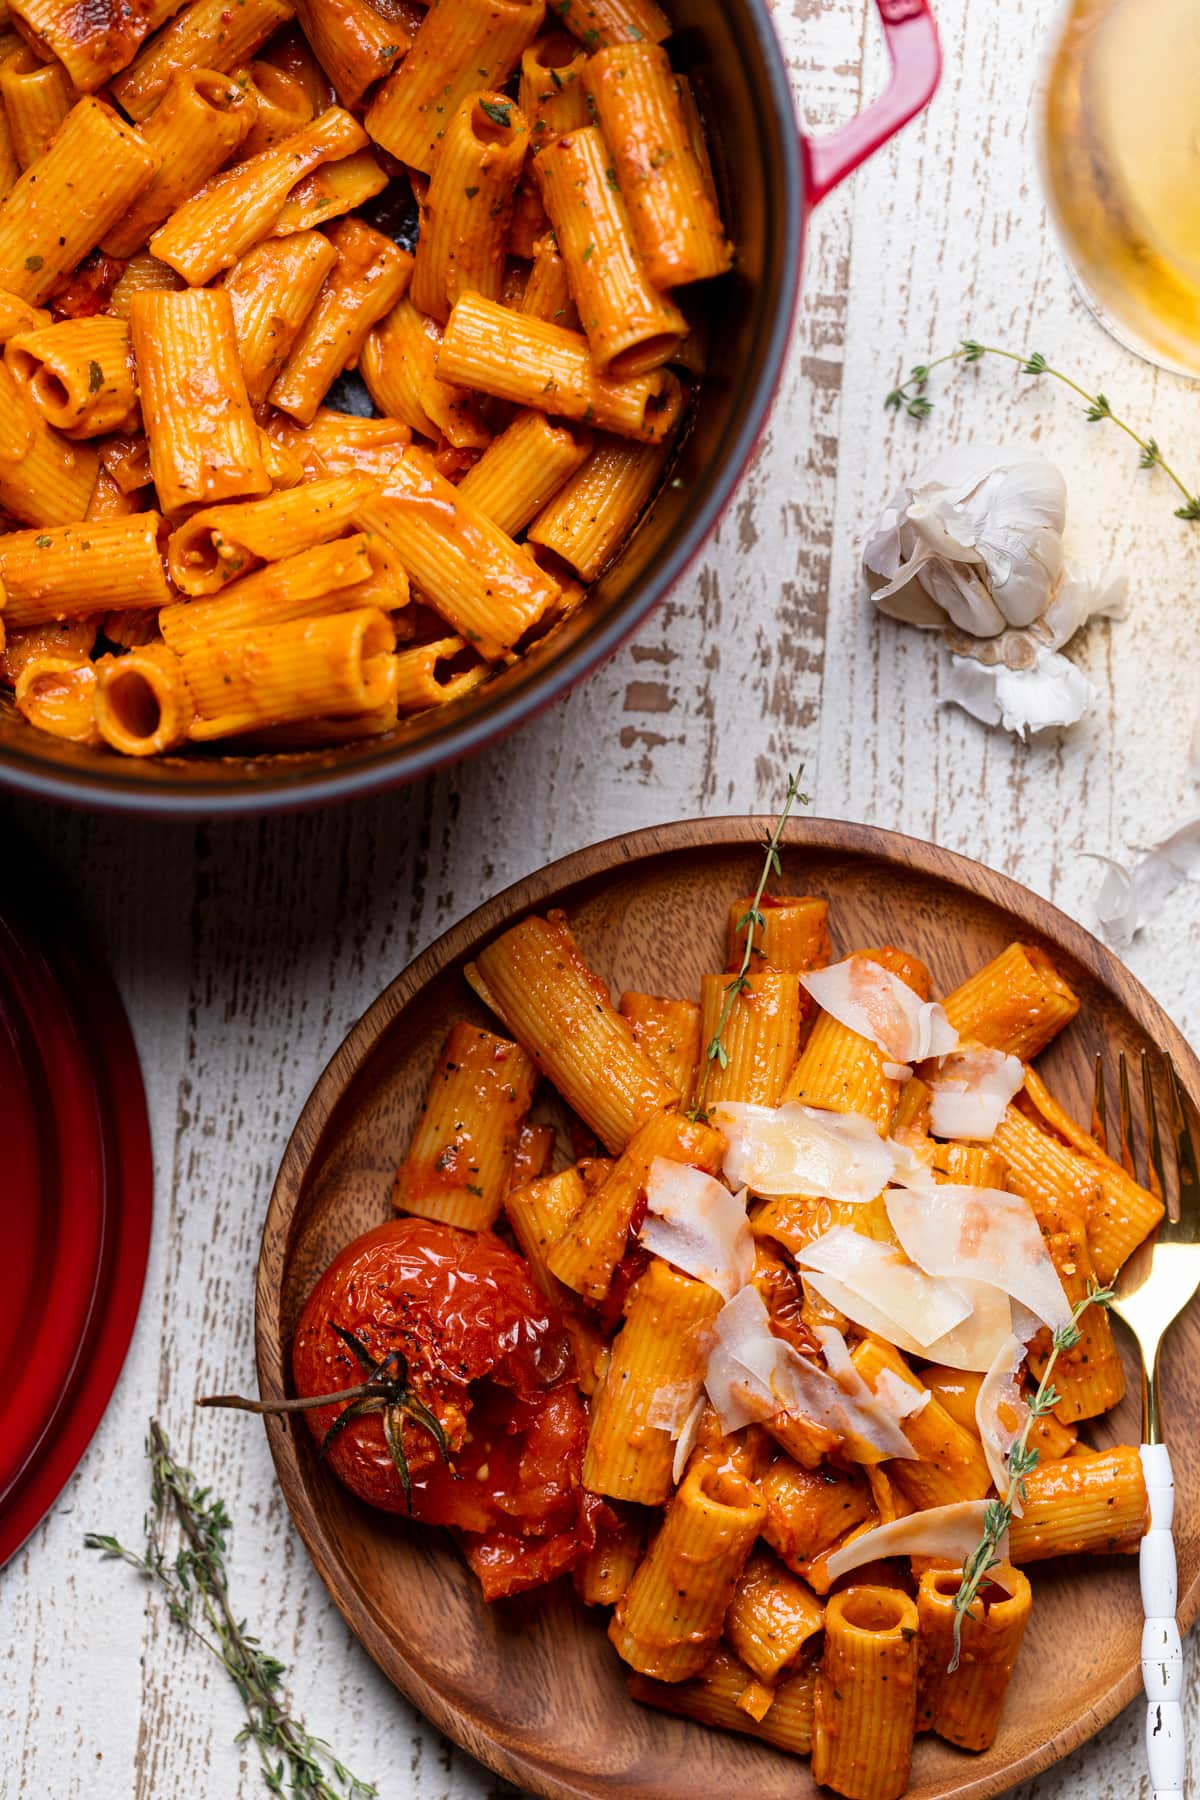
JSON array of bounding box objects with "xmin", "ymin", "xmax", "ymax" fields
[
  {"xmin": 885, "ymin": 340, "xmax": 1200, "ymax": 521},
  {"xmin": 86, "ymin": 1422, "xmax": 377, "ymax": 1800},
  {"xmin": 197, "ymin": 1323, "xmax": 448, "ymax": 1509},
  {"xmin": 949, "ymin": 1281, "xmax": 1117, "ymax": 1671},
  {"xmin": 690, "ymin": 767, "xmax": 808, "ymax": 1120}
]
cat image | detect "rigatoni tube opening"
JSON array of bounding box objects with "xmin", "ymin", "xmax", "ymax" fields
[
  {"xmin": 94, "ymin": 644, "xmax": 192, "ymax": 755},
  {"xmin": 833, "ymin": 1586, "xmax": 915, "ymax": 1637}
]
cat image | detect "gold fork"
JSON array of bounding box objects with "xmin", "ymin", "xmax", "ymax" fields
[{"xmin": 1094, "ymin": 1050, "xmax": 1199, "ymax": 1800}]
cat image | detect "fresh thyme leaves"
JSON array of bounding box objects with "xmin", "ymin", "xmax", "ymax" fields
[
  {"xmin": 885, "ymin": 340, "xmax": 1200, "ymax": 520},
  {"xmin": 197, "ymin": 1323, "xmax": 448, "ymax": 1509},
  {"xmin": 948, "ymin": 1281, "xmax": 1117, "ymax": 1672},
  {"xmin": 86, "ymin": 1422, "xmax": 377, "ymax": 1800},
  {"xmin": 689, "ymin": 767, "xmax": 808, "ymax": 1121}
]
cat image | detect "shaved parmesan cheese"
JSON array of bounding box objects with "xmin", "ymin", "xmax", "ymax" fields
[
  {"xmin": 1010, "ymin": 1301, "xmax": 1043, "ymax": 1346},
  {"xmin": 795, "ymin": 1228, "xmax": 974, "ymax": 1347},
  {"xmin": 802, "ymin": 1269, "xmax": 1013, "ymax": 1372},
  {"xmin": 671, "ymin": 1394, "xmax": 706, "ymax": 1485},
  {"xmin": 640, "ymin": 1159, "xmax": 754, "ymax": 1300},
  {"xmin": 888, "ymin": 1136, "xmax": 937, "ymax": 1187},
  {"xmin": 929, "ymin": 1048, "xmax": 1024, "ymax": 1141},
  {"xmin": 814, "ymin": 1325, "xmax": 928, "ymax": 1429},
  {"xmin": 823, "ymin": 1501, "xmax": 1004, "ymax": 1582},
  {"xmin": 975, "ymin": 1333, "xmax": 1029, "ymax": 1510},
  {"xmin": 703, "ymin": 1288, "xmax": 918, "ymax": 1459},
  {"xmin": 918, "ymin": 1282, "xmax": 1015, "ymax": 1373},
  {"xmin": 876, "ymin": 1369, "xmax": 931, "ymax": 1420},
  {"xmin": 885, "ymin": 1184, "xmax": 1070, "ymax": 1332},
  {"xmin": 714, "ymin": 1101, "xmax": 894, "ymax": 1203},
  {"xmin": 645, "ymin": 1382, "xmax": 701, "ymax": 1433},
  {"xmin": 882, "ymin": 1061, "xmax": 913, "ymax": 1082},
  {"xmin": 800, "ymin": 957, "xmax": 958, "ymax": 1064}
]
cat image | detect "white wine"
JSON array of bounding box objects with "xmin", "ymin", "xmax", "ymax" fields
[{"xmin": 1043, "ymin": 0, "xmax": 1200, "ymax": 373}]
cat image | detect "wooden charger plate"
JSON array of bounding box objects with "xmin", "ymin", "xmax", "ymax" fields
[{"xmin": 257, "ymin": 818, "xmax": 1200, "ymax": 1799}]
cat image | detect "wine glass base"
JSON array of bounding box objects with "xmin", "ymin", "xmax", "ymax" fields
[{"xmin": 1058, "ymin": 249, "xmax": 1200, "ymax": 381}]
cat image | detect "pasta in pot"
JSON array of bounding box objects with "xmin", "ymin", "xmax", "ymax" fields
[{"xmin": 0, "ymin": 0, "xmax": 730, "ymax": 759}]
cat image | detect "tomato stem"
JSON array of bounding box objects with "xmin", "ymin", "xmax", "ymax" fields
[
  {"xmin": 197, "ymin": 1384, "xmax": 382, "ymax": 1414},
  {"xmin": 196, "ymin": 1327, "xmax": 451, "ymax": 1512}
]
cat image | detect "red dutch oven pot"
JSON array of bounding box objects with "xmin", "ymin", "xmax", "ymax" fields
[{"xmin": 0, "ymin": 1, "xmax": 939, "ymax": 816}]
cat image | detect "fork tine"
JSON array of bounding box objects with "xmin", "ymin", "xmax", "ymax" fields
[
  {"xmin": 1142, "ymin": 1050, "xmax": 1167, "ymax": 1204},
  {"xmin": 1118, "ymin": 1052, "xmax": 1136, "ymax": 1179},
  {"xmin": 1166, "ymin": 1057, "xmax": 1200, "ymax": 1241},
  {"xmin": 1091, "ymin": 1054, "xmax": 1108, "ymax": 1153}
]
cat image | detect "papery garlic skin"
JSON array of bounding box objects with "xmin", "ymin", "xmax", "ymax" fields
[
  {"xmin": 865, "ymin": 446, "xmax": 1068, "ymax": 636},
  {"xmin": 1091, "ymin": 817, "xmax": 1200, "ymax": 945},
  {"xmin": 942, "ymin": 648, "xmax": 1098, "ymax": 739},
  {"xmin": 943, "ymin": 564, "xmax": 1128, "ymax": 671}
]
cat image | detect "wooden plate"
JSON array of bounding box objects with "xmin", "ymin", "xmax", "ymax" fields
[{"xmin": 257, "ymin": 818, "xmax": 1200, "ymax": 1800}]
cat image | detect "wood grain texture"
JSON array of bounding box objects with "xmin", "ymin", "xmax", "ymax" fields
[
  {"xmin": 1, "ymin": 0, "xmax": 1199, "ymax": 1796},
  {"xmin": 259, "ymin": 817, "xmax": 1200, "ymax": 1800}
]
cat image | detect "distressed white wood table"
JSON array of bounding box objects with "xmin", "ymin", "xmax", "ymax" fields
[{"xmin": 3, "ymin": 1, "xmax": 1199, "ymax": 1795}]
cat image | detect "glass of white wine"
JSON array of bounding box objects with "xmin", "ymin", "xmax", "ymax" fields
[{"xmin": 1042, "ymin": 0, "xmax": 1200, "ymax": 375}]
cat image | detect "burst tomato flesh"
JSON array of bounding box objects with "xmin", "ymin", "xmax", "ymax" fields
[{"xmin": 291, "ymin": 1216, "xmax": 598, "ymax": 1599}]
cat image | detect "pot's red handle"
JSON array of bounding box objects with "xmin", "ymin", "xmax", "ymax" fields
[{"xmin": 803, "ymin": 0, "xmax": 941, "ymax": 206}]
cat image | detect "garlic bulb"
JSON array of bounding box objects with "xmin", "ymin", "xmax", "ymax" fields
[
  {"xmin": 943, "ymin": 565, "xmax": 1127, "ymax": 671},
  {"xmin": 864, "ymin": 446, "xmax": 1067, "ymax": 636},
  {"xmin": 865, "ymin": 445, "xmax": 1128, "ymax": 738}
]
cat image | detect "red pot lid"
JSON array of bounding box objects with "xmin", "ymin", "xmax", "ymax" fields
[{"xmin": 0, "ymin": 873, "xmax": 152, "ymax": 1566}]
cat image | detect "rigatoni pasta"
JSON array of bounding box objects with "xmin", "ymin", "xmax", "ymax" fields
[
  {"xmin": 0, "ymin": 515, "xmax": 170, "ymax": 625},
  {"xmin": 99, "ymin": 68, "xmax": 258, "ymax": 259},
  {"xmin": 181, "ymin": 604, "xmax": 397, "ymax": 736},
  {"xmin": 269, "ymin": 217, "xmax": 412, "ymax": 422},
  {"xmin": 150, "ymin": 106, "xmax": 368, "ymax": 283},
  {"xmin": 0, "ymin": 361, "xmax": 98, "ymax": 523},
  {"xmin": 280, "ymin": 870, "xmax": 1159, "ymax": 1800},
  {"xmin": 409, "ymin": 91, "xmax": 529, "ymax": 323},
  {"xmin": 92, "ymin": 639, "xmax": 193, "ymax": 753},
  {"xmin": 394, "ymin": 1022, "xmax": 537, "ymax": 1229},
  {"xmin": 0, "ymin": 46, "xmax": 74, "ymax": 171},
  {"xmin": 586, "ymin": 43, "xmax": 732, "ymax": 287},
  {"xmin": 534, "ymin": 123, "xmax": 687, "ymax": 376},
  {"xmin": 8, "ymin": 0, "xmax": 184, "ymax": 92},
  {"xmin": 527, "ymin": 433, "xmax": 669, "ymax": 578},
  {"xmin": 456, "ymin": 411, "xmax": 591, "ymax": 537},
  {"xmin": 223, "ymin": 230, "xmax": 339, "ymax": 407},
  {"xmin": 350, "ymin": 449, "xmax": 559, "ymax": 658},
  {"xmin": 812, "ymin": 1587, "xmax": 921, "ymax": 1800},
  {"xmin": 290, "ymin": 0, "xmax": 409, "ymax": 109},
  {"xmin": 358, "ymin": 296, "xmax": 490, "ymax": 447},
  {"xmin": 5, "ymin": 316, "xmax": 137, "ymax": 438},
  {"xmin": 110, "ymin": 0, "xmax": 295, "ymax": 120},
  {"xmin": 0, "ymin": 99, "xmax": 159, "ymax": 303},
  {"xmin": 364, "ymin": 0, "xmax": 544, "ymax": 173},
  {"xmin": 439, "ymin": 292, "xmax": 684, "ymax": 440},
  {"xmin": 14, "ymin": 652, "xmax": 99, "ymax": 741},
  {"xmin": 1, "ymin": 0, "xmax": 733, "ymax": 762},
  {"xmin": 130, "ymin": 287, "xmax": 269, "ymax": 512}
]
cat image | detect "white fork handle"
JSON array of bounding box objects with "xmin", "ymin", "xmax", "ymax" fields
[{"xmin": 1140, "ymin": 1444, "xmax": 1186, "ymax": 1799}]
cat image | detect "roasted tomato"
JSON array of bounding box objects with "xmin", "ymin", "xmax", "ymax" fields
[{"xmin": 292, "ymin": 1217, "xmax": 599, "ymax": 1599}]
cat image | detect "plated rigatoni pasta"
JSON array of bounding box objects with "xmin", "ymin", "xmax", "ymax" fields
[
  {"xmin": 270, "ymin": 866, "xmax": 1159, "ymax": 1800},
  {"xmin": 0, "ymin": 0, "xmax": 729, "ymax": 758}
]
